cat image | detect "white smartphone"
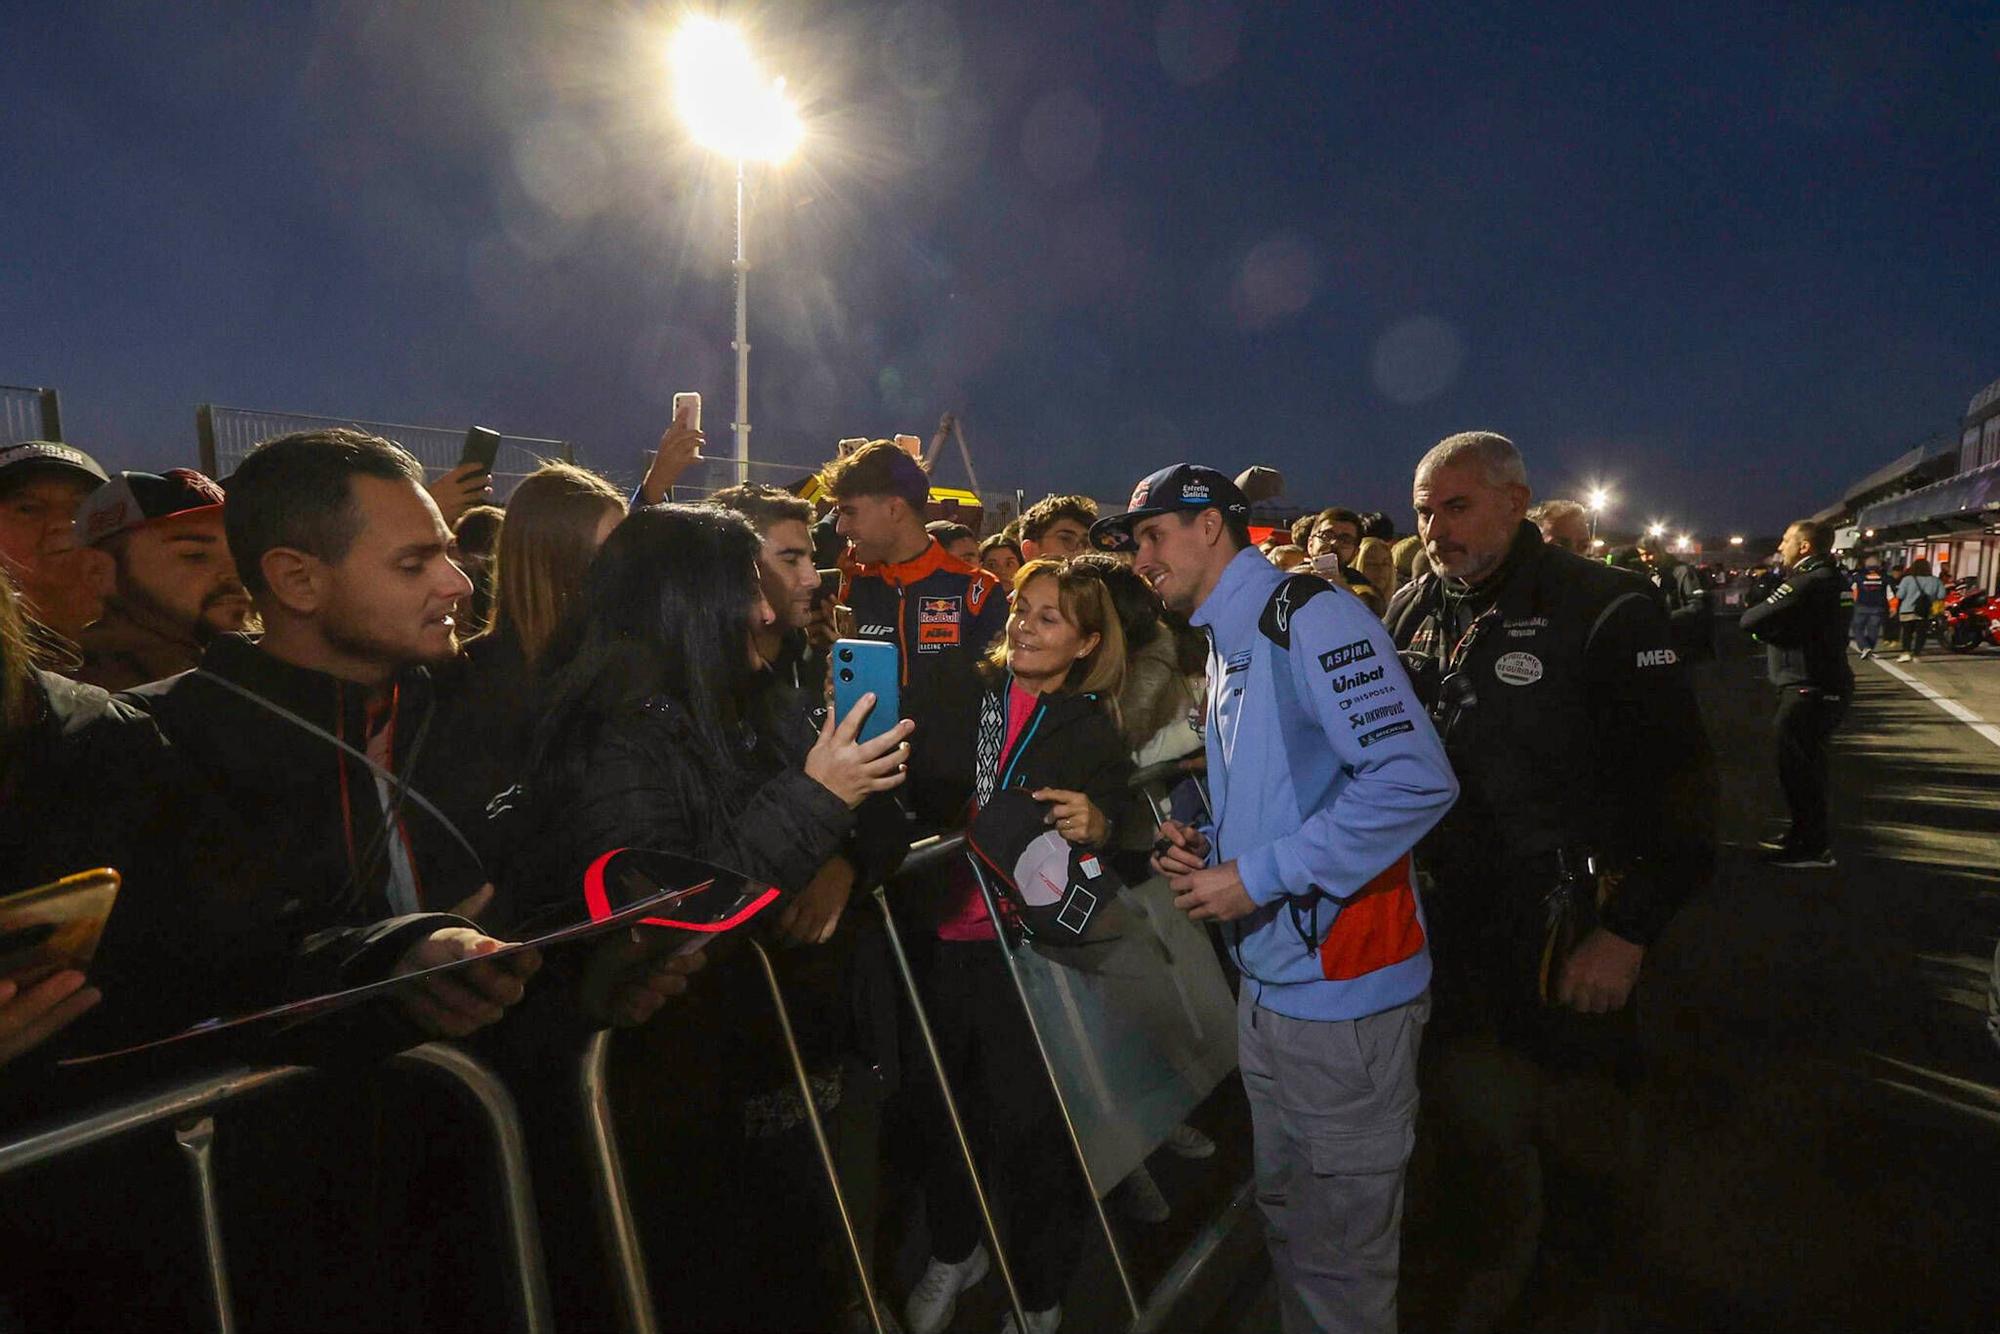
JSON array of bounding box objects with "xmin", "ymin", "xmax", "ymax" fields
[
  {"xmin": 893, "ymin": 433, "xmax": 922, "ymax": 460},
  {"xmin": 672, "ymin": 392, "xmax": 702, "ymax": 461}
]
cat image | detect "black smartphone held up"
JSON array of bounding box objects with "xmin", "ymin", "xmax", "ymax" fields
[{"xmin": 460, "ymin": 426, "xmax": 503, "ymax": 475}]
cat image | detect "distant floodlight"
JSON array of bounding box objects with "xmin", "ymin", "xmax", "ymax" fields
[
  {"xmin": 1729, "ymin": 535, "xmax": 1745, "ymax": 546},
  {"xmin": 672, "ymin": 19, "xmax": 802, "ymax": 162},
  {"xmin": 1586, "ymin": 486, "xmax": 1610, "ymax": 512},
  {"xmin": 1646, "ymin": 522, "xmax": 1667, "ymax": 539}
]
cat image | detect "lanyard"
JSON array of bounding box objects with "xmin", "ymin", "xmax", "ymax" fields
[{"xmin": 194, "ymin": 669, "xmax": 484, "ymax": 872}]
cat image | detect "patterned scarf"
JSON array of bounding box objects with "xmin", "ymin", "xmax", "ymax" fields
[{"xmin": 974, "ymin": 686, "xmax": 1006, "ymax": 810}]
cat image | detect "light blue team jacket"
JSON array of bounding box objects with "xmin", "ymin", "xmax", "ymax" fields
[{"xmin": 1191, "ymin": 548, "xmax": 1459, "ymax": 1021}]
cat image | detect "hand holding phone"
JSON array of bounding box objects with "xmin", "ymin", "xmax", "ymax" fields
[
  {"xmin": 459, "ymin": 426, "xmax": 503, "ymax": 475},
  {"xmin": 641, "ymin": 395, "xmax": 707, "ymax": 506},
  {"xmin": 0, "ymin": 869, "xmax": 120, "ymax": 989}
]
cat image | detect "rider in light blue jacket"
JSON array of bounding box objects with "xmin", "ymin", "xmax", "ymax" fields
[{"xmin": 1190, "ymin": 545, "xmax": 1459, "ymax": 1021}]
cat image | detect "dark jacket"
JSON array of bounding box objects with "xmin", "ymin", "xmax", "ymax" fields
[
  {"xmin": 0, "ymin": 671, "xmax": 260, "ymax": 1066},
  {"xmin": 1385, "ymin": 522, "xmax": 1715, "ymax": 953},
  {"xmin": 424, "ymin": 629, "xmax": 536, "ymax": 868},
  {"xmin": 841, "ymin": 538, "xmax": 1009, "ymax": 827},
  {"xmin": 1851, "ymin": 568, "xmax": 1890, "ymax": 612},
  {"xmin": 72, "ymin": 596, "xmax": 204, "ymax": 692},
  {"xmin": 501, "ymin": 691, "xmax": 857, "ymax": 922},
  {"xmin": 937, "ymin": 680, "xmax": 1137, "ymax": 927},
  {"xmin": 1739, "ymin": 555, "xmax": 1855, "ymax": 693},
  {"xmin": 124, "ymin": 634, "xmax": 477, "ymax": 997},
  {"xmin": 1652, "ymin": 557, "xmax": 1714, "ymax": 661}
]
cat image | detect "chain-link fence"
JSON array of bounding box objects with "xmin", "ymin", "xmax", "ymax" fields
[
  {"xmin": 198, "ymin": 404, "xmax": 571, "ymax": 499},
  {"xmin": 2, "ymin": 384, "xmax": 62, "ymax": 442}
]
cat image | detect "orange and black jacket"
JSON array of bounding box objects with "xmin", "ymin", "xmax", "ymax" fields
[{"xmin": 841, "ymin": 538, "xmax": 1009, "ymax": 827}]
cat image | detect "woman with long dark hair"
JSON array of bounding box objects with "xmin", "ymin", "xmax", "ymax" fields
[
  {"xmin": 499, "ymin": 505, "xmax": 914, "ymax": 1331},
  {"xmin": 507, "ymin": 503, "xmax": 911, "ymax": 909}
]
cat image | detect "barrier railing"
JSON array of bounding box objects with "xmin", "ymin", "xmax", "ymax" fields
[
  {"xmin": 0, "ymin": 1045, "xmax": 552, "ymax": 1334},
  {"xmin": 579, "ymin": 823, "xmax": 1252, "ymax": 1333},
  {"xmin": 197, "ymin": 403, "xmax": 573, "ymax": 498},
  {"xmin": 1, "ymin": 382, "xmax": 62, "ymax": 442}
]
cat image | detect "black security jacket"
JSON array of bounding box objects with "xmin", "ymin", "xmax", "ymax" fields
[
  {"xmin": 1739, "ymin": 555, "xmax": 1855, "ymax": 693},
  {"xmin": 1385, "ymin": 522, "xmax": 1716, "ymax": 947}
]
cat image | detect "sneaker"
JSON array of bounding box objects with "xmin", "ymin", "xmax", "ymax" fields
[
  {"xmin": 1112, "ymin": 1166, "xmax": 1171, "ymax": 1223},
  {"xmin": 1859, "ymin": 647, "xmax": 1873, "ymax": 659},
  {"xmin": 904, "ymin": 1245, "xmax": 990, "ymax": 1334},
  {"xmin": 1756, "ymin": 837, "xmax": 1796, "ymax": 854},
  {"xmin": 999, "ymin": 1304, "xmax": 1062, "ymax": 1334},
  {"xmin": 1897, "ymin": 654, "xmax": 1913, "ymax": 663},
  {"xmin": 1768, "ymin": 848, "xmax": 1837, "ymax": 870},
  {"xmin": 1164, "ymin": 1123, "xmax": 1217, "ymax": 1160}
]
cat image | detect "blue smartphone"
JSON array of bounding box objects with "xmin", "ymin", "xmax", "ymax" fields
[{"xmin": 831, "ymin": 639, "xmax": 902, "ymax": 746}]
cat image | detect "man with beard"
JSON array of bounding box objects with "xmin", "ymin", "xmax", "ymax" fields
[
  {"xmin": 1384, "ymin": 431, "xmax": 1714, "ymax": 1332},
  {"xmin": 129, "ymin": 430, "xmax": 535, "ymax": 1021},
  {"xmin": 73, "ymin": 468, "xmax": 252, "ymax": 689}
]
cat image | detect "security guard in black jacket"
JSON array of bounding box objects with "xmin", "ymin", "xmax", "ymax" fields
[
  {"xmin": 1737, "ymin": 518, "xmax": 1853, "ymax": 868},
  {"xmin": 1640, "ymin": 536, "xmax": 1715, "ymax": 661},
  {"xmin": 1385, "ymin": 431, "xmax": 1716, "ymax": 1333}
]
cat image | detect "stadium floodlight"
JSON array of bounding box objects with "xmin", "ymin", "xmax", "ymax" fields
[{"xmin": 671, "ymin": 18, "xmax": 803, "ymax": 482}]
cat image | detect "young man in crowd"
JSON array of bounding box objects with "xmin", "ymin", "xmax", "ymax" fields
[
  {"xmin": 1304, "ymin": 506, "xmax": 1386, "ymax": 612},
  {"xmin": 0, "ymin": 440, "xmax": 114, "ymax": 648},
  {"xmin": 1097, "ymin": 464, "xmax": 1459, "ymax": 1334},
  {"xmin": 1384, "ymin": 431, "xmax": 1715, "ymax": 1332},
  {"xmin": 821, "ymin": 440, "xmax": 1007, "ymax": 826},
  {"xmin": 1739, "ymin": 518, "xmax": 1853, "ymax": 869},
  {"xmin": 1017, "ymin": 493, "xmax": 1098, "ymax": 560},
  {"xmin": 127, "ymin": 429, "xmax": 538, "ymax": 1030},
  {"xmin": 926, "ymin": 519, "xmax": 979, "ymax": 566},
  {"xmin": 72, "ymin": 468, "xmax": 251, "ymax": 690}
]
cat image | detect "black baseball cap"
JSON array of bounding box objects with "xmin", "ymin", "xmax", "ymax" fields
[
  {"xmin": 0, "ymin": 440, "xmax": 109, "ymax": 494},
  {"xmin": 1088, "ymin": 463, "xmax": 1250, "ymax": 553}
]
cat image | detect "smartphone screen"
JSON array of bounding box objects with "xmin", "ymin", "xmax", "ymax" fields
[{"xmin": 460, "ymin": 426, "xmax": 502, "ymax": 474}]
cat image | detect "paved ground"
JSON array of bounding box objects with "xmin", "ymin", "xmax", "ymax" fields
[{"xmin": 1179, "ymin": 623, "xmax": 2000, "ymax": 1334}]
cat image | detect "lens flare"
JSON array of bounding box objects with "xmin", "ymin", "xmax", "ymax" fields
[{"xmin": 671, "ymin": 18, "xmax": 802, "ymax": 162}]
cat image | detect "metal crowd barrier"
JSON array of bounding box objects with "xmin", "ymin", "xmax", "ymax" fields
[
  {"xmin": 575, "ymin": 820, "xmax": 1254, "ymax": 1334},
  {"xmin": 0, "ymin": 1045, "xmax": 552, "ymax": 1334}
]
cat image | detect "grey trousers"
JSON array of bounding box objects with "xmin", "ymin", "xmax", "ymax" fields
[{"xmin": 1239, "ymin": 986, "xmax": 1430, "ymax": 1334}]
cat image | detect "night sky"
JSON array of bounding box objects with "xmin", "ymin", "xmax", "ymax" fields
[{"xmin": 5, "ymin": 1, "xmax": 1996, "ymax": 538}]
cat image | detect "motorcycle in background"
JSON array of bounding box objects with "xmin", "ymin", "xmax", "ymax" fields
[{"xmin": 1939, "ymin": 580, "xmax": 2000, "ymax": 653}]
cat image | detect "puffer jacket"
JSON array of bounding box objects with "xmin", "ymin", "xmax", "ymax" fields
[{"xmin": 500, "ymin": 693, "xmax": 856, "ymax": 923}]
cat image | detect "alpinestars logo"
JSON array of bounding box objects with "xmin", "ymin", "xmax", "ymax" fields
[{"xmin": 1272, "ymin": 584, "xmax": 1295, "ymax": 634}]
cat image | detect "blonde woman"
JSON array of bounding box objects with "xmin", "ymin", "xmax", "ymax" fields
[{"xmin": 905, "ymin": 558, "xmax": 1132, "ymax": 1334}]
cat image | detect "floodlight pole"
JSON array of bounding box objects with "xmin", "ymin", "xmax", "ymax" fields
[{"xmin": 731, "ymin": 157, "xmax": 752, "ymax": 485}]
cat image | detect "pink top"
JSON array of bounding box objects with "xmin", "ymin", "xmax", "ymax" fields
[{"xmin": 937, "ymin": 682, "xmax": 1041, "ymax": 941}]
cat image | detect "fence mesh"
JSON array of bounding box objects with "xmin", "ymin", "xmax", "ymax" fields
[
  {"xmin": 201, "ymin": 405, "xmax": 571, "ymax": 499},
  {"xmin": 2, "ymin": 385, "xmax": 57, "ymax": 442}
]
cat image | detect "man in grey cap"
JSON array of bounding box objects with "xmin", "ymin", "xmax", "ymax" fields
[{"xmin": 0, "ymin": 441, "xmax": 113, "ymax": 645}]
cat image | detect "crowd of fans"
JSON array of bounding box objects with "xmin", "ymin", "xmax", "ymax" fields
[{"xmin": 0, "ymin": 415, "xmax": 1810, "ymax": 1333}]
